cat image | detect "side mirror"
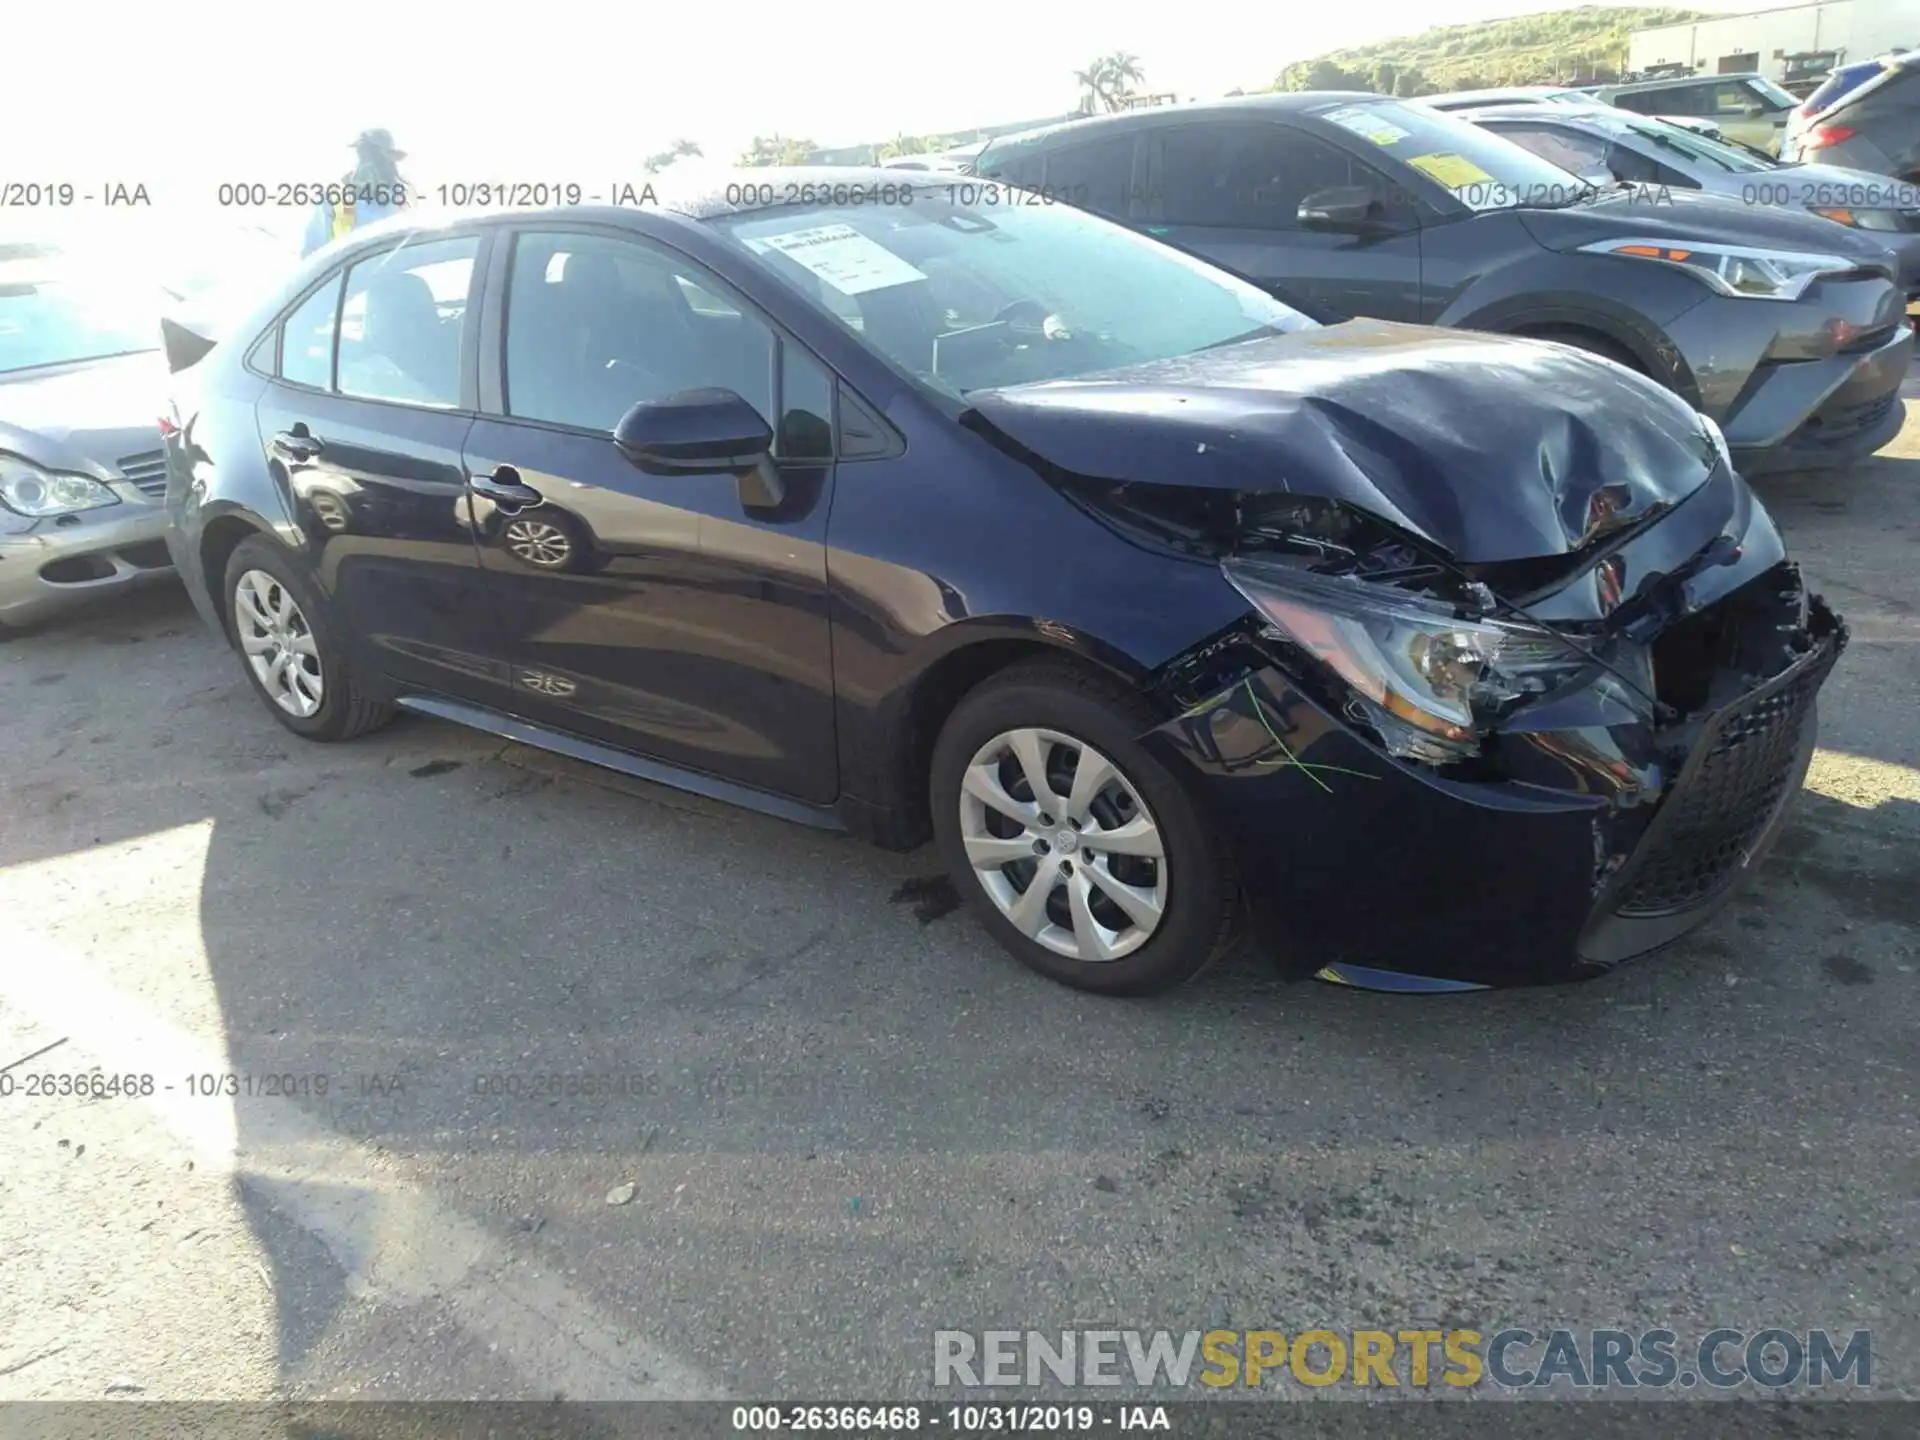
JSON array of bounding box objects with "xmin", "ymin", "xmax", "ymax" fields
[
  {"xmin": 1297, "ymin": 186, "xmax": 1388, "ymax": 233},
  {"xmin": 613, "ymin": 387, "xmax": 784, "ymax": 507}
]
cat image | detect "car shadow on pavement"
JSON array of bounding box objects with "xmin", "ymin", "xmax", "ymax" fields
[{"xmin": 3, "ymin": 573, "xmax": 1917, "ymax": 1400}]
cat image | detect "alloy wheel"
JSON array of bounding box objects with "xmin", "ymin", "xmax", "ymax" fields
[
  {"xmin": 234, "ymin": 569, "xmax": 324, "ymax": 718},
  {"xmin": 505, "ymin": 517, "xmax": 572, "ymax": 568},
  {"xmin": 958, "ymin": 727, "xmax": 1168, "ymax": 962}
]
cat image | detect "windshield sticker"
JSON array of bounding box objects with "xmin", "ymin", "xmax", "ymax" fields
[
  {"xmin": 743, "ymin": 223, "xmax": 926, "ymax": 295},
  {"xmin": 1404, "ymin": 152, "xmax": 1497, "ymax": 189},
  {"xmin": 1320, "ymin": 106, "xmax": 1412, "ymax": 146}
]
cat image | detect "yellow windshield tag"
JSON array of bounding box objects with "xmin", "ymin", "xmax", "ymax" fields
[{"xmin": 1405, "ymin": 152, "xmax": 1496, "ymax": 188}]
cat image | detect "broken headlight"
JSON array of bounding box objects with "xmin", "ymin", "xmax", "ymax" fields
[{"xmin": 1222, "ymin": 557, "xmax": 1590, "ymax": 763}]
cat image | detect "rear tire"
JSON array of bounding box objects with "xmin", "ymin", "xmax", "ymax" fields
[
  {"xmin": 222, "ymin": 536, "xmax": 393, "ymax": 742},
  {"xmin": 930, "ymin": 658, "xmax": 1237, "ymax": 996}
]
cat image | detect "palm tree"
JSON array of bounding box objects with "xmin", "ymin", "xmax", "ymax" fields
[
  {"xmin": 1074, "ymin": 60, "xmax": 1115, "ymax": 115},
  {"xmin": 1075, "ymin": 52, "xmax": 1150, "ymax": 113},
  {"xmin": 1104, "ymin": 50, "xmax": 1145, "ymax": 104},
  {"xmin": 643, "ymin": 138, "xmax": 703, "ymax": 175},
  {"xmin": 738, "ymin": 134, "xmax": 819, "ymax": 167},
  {"xmin": 876, "ymin": 132, "xmax": 936, "ymax": 162}
]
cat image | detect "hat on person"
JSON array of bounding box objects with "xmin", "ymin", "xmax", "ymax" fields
[{"xmin": 352, "ymin": 128, "xmax": 407, "ymax": 160}]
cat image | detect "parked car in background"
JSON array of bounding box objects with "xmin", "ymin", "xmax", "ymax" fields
[
  {"xmin": 160, "ymin": 176, "xmax": 1846, "ymax": 995},
  {"xmin": 1461, "ymin": 103, "xmax": 1920, "ymax": 297},
  {"xmin": 881, "ymin": 141, "xmax": 986, "ymax": 173},
  {"xmin": 1784, "ymin": 51, "xmax": 1920, "ymax": 179},
  {"xmin": 1591, "ymin": 72, "xmax": 1801, "ymax": 154},
  {"xmin": 0, "ymin": 257, "xmax": 177, "ymax": 630},
  {"xmin": 972, "ymin": 94, "xmax": 1912, "ymax": 474},
  {"xmin": 1423, "ymin": 86, "xmax": 1729, "ymax": 140}
]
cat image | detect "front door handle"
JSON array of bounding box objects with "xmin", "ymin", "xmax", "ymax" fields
[
  {"xmin": 471, "ymin": 466, "xmax": 544, "ymax": 509},
  {"xmin": 270, "ymin": 425, "xmax": 323, "ymax": 462}
]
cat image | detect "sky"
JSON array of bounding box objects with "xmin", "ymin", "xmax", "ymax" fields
[{"xmin": 11, "ymin": 0, "xmax": 1776, "ymax": 249}]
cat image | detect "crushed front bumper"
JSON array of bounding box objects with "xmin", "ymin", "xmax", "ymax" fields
[
  {"xmin": 0, "ymin": 489, "xmax": 175, "ymax": 628},
  {"xmin": 1144, "ymin": 568, "xmax": 1845, "ymax": 990}
]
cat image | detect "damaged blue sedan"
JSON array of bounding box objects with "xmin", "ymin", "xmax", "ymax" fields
[{"xmin": 160, "ymin": 171, "xmax": 1847, "ymax": 995}]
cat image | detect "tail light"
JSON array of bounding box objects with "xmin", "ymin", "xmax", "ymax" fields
[{"xmin": 1801, "ymin": 123, "xmax": 1859, "ymax": 152}]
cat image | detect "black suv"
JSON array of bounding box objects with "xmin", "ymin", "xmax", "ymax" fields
[{"xmin": 974, "ymin": 92, "xmax": 1912, "ymax": 475}]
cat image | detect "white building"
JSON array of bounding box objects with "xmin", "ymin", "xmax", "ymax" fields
[{"xmin": 1630, "ymin": 0, "xmax": 1920, "ymax": 85}]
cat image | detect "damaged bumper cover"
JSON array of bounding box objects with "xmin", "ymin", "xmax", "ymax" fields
[
  {"xmin": 1141, "ymin": 558, "xmax": 1845, "ymax": 991},
  {"xmin": 970, "ymin": 319, "xmax": 1850, "ymax": 988}
]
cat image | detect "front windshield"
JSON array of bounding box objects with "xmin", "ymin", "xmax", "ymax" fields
[
  {"xmin": 1311, "ymin": 98, "xmax": 1595, "ymax": 211},
  {"xmin": 0, "ymin": 273, "xmax": 161, "ymax": 373},
  {"xmin": 716, "ymin": 190, "xmax": 1314, "ymax": 398},
  {"xmin": 1626, "ymin": 118, "xmax": 1773, "ymax": 174}
]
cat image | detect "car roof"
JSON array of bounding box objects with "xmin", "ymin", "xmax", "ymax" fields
[
  {"xmin": 1466, "ymin": 102, "xmax": 1632, "ymax": 130},
  {"xmin": 980, "ymin": 91, "xmax": 1386, "ymax": 150},
  {"xmin": 1424, "ymin": 86, "xmax": 1578, "ymax": 107},
  {"xmin": 323, "ymin": 167, "xmax": 972, "ymax": 246},
  {"xmin": 1602, "ymin": 72, "xmax": 1763, "ymax": 93}
]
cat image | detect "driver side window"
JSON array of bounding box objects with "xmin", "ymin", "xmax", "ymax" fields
[
  {"xmin": 1159, "ymin": 124, "xmax": 1410, "ymax": 231},
  {"xmin": 503, "ymin": 232, "xmax": 776, "ymax": 434}
]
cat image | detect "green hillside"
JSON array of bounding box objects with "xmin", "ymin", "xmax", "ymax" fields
[{"xmin": 1275, "ymin": 6, "xmax": 1709, "ymax": 96}]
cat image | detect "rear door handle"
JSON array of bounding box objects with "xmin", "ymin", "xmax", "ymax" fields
[
  {"xmin": 470, "ymin": 465, "xmax": 544, "ymax": 509},
  {"xmin": 271, "ymin": 426, "xmax": 323, "ymax": 462}
]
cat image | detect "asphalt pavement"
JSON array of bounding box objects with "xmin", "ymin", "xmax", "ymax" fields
[{"xmin": 0, "ymin": 405, "xmax": 1915, "ymax": 1415}]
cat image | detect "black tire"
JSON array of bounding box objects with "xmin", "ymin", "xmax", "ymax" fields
[
  {"xmin": 1523, "ymin": 327, "xmax": 1646, "ymax": 375},
  {"xmin": 222, "ymin": 535, "xmax": 394, "ymax": 742},
  {"xmin": 930, "ymin": 657, "xmax": 1238, "ymax": 996}
]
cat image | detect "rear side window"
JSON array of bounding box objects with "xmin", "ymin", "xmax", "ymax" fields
[
  {"xmin": 1616, "ymin": 85, "xmax": 1704, "ymax": 116},
  {"xmin": 279, "ymin": 277, "xmax": 342, "ymax": 390},
  {"xmin": 1041, "ymin": 136, "xmax": 1138, "ymax": 215},
  {"xmin": 336, "ymin": 236, "xmax": 478, "ymax": 408}
]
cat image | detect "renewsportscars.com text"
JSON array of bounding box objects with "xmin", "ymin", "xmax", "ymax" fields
[{"xmin": 934, "ymin": 1327, "xmax": 1872, "ymax": 1390}]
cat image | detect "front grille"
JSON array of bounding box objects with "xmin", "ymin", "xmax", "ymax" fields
[
  {"xmin": 117, "ymin": 449, "xmax": 168, "ymax": 498},
  {"xmin": 1614, "ymin": 652, "xmax": 1832, "ymax": 917}
]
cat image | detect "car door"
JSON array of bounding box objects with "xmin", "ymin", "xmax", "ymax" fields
[
  {"xmin": 1138, "ymin": 120, "xmax": 1425, "ymax": 322},
  {"xmin": 462, "ymin": 225, "xmax": 839, "ymax": 805},
  {"xmin": 253, "ymin": 231, "xmax": 507, "ymax": 700}
]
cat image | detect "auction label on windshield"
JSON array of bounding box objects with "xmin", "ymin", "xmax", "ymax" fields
[
  {"xmin": 1404, "ymin": 152, "xmax": 1497, "ymax": 189},
  {"xmin": 1319, "ymin": 106, "xmax": 1411, "ymax": 146},
  {"xmin": 744, "ymin": 223, "xmax": 928, "ymax": 295}
]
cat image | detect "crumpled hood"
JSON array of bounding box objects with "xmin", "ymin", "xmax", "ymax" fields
[
  {"xmin": 968, "ymin": 320, "xmax": 1717, "ymax": 563},
  {"xmin": 0, "ymin": 351, "xmax": 169, "ymax": 479}
]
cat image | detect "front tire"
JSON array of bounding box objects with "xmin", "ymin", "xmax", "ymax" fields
[
  {"xmin": 222, "ymin": 535, "xmax": 393, "ymax": 742},
  {"xmin": 930, "ymin": 659, "xmax": 1237, "ymax": 995}
]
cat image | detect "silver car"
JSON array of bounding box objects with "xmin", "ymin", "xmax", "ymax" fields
[
  {"xmin": 0, "ymin": 262, "xmax": 178, "ymax": 630},
  {"xmin": 1421, "ymin": 86, "xmax": 1732, "ymax": 141},
  {"xmin": 1463, "ymin": 103, "xmax": 1920, "ymax": 298}
]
